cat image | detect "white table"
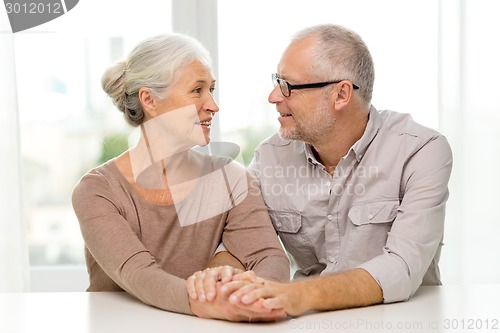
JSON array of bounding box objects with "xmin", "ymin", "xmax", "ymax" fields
[{"xmin": 1, "ymin": 285, "xmax": 499, "ymax": 333}]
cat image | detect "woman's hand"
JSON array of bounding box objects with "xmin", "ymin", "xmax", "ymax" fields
[
  {"xmin": 187, "ymin": 266, "xmax": 259, "ymax": 302},
  {"xmin": 188, "ymin": 279, "xmax": 286, "ymax": 322},
  {"xmin": 187, "ymin": 266, "xmax": 286, "ymax": 322}
]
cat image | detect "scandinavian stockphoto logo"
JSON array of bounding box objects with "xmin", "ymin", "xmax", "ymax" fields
[{"xmin": 4, "ymin": 0, "xmax": 79, "ymax": 33}]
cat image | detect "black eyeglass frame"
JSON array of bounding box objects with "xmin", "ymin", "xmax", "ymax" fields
[{"xmin": 272, "ymin": 73, "xmax": 360, "ymax": 97}]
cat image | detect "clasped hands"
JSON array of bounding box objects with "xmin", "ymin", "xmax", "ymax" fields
[{"xmin": 186, "ymin": 266, "xmax": 291, "ymax": 322}]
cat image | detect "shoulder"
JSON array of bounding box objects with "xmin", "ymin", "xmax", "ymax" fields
[
  {"xmin": 377, "ymin": 110, "xmax": 443, "ymax": 140},
  {"xmin": 72, "ymin": 160, "xmax": 122, "ymax": 207},
  {"xmin": 74, "ymin": 160, "xmax": 117, "ymax": 189},
  {"xmin": 257, "ymin": 132, "xmax": 291, "ymax": 149},
  {"xmin": 375, "ymin": 109, "xmax": 452, "ymax": 165},
  {"xmin": 254, "ymin": 133, "xmax": 305, "ymax": 160}
]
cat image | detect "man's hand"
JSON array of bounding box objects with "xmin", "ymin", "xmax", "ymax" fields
[
  {"xmin": 188, "ymin": 280, "xmax": 287, "ymax": 322},
  {"xmin": 228, "ymin": 269, "xmax": 384, "ymax": 317},
  {"xmin": 228, "ymin": 279, "xmax": 307, "ymax": 317}
]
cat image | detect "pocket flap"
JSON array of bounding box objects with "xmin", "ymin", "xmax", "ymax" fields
[
  {"xmin": 268, "ymin": 210, "xmax": 302, "ymax": 233},
  {"xmin": 348, "ymin": 200, "xmax": 399, "ymax": 226}
]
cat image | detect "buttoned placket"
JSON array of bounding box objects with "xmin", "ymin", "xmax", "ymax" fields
[{"xmin": 322, "ymin": 150, "xmax": 359, "ymax": 274}]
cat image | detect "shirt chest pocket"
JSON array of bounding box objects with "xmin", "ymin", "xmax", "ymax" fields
[
  {"xmin": 348, "ymin": 200, "xmax": 399, "ymax": 226},
  {"xmin": 268, "ymin": 210, "xmax": 316, "ymax": 267},
  {"xmin": 269, "ymin": 210, "xmax": 302, "ymax": 233},
  {"xmin": 345, "ymin": 200, "xmax": 399, "ymax": 266}
]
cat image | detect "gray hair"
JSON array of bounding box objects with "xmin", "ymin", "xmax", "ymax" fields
[
  {"xmin": 101, "ymin": 33, "xmax": 212, "ymax": 126},
  {"xmin": 291, "ymin": 24, "xmax": 374, "ymax": 107}
]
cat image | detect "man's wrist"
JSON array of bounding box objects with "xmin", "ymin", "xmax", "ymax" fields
[{"xmin": 293, "ymin": 280, "xmax": 313, "ymax": 314}]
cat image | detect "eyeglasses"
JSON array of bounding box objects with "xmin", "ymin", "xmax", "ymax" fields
[{"xmin": 272, "ymin": 73, "xmax": 360, "ymax": 97}]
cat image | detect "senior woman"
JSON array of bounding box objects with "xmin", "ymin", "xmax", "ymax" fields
[{"xmin": 72, "ymin": 33, "xmax": 289, "ymax": 322}]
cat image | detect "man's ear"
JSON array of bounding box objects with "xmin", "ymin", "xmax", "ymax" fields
[
  {"xmin": 138, "ymin": 87, "xmax": 158, "ymax": 117},
  {"xmin": 332, "ymin": 81, "xmax": 354, "ymax": 110}
]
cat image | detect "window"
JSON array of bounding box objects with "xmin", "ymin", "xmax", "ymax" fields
[
  {"xmin": 15, "ymin": 1, "xmax": 173, "ymax": 272},
  {"xmin": 217, "ymin": 0, "xmax": 438, "ymax": 165}
]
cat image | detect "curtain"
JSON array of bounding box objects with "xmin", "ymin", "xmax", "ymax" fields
[
  {"xmin": 0, "ymin": 34, "xmax": 30, "ymax": 292},
  {"xmin": 438, "ymin": 0, "xmax": 500, "ymax": 285}
]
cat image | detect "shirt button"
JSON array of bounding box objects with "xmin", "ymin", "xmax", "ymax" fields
[
  {"xmin": 325, "ymin": 181, "xmax": 331, "ymax": 187},
  {"xmin": 327, "ymin": 214, "xmax": 333, "ymax": 221},
  {"xmin": 328, "ymin": 256, "xmax": 335, "ymax": 263},
  {"xmin": 276, "ymin": 222, "xmax": 282, "ymax": 227},
  {"xmin": 368, "ymin": 213, "xmax": 374, "ymax": 220}
]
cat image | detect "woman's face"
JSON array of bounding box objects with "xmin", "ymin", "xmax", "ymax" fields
[{"xmin": 152, "ymin": 60, "xmax": 219, "ymax": 146}]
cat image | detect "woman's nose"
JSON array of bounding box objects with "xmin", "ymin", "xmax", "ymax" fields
[{"xmin": 206, "ymin": 94, "xmax": 219, "ymax": 114}]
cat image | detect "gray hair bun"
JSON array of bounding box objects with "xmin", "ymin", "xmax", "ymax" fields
[{"xmin": 101, "ymin": 61, "xmax": 143, "ymax": 126}]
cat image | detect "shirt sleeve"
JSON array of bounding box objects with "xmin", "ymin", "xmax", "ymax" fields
[
  {"xmin": 358, "ymin": 135, "xmax": 453, "ymax": 303},
  {"xmin": 220, "ymin": 160, "xmax": 290, "ymax": 282},
  {"xmin": 72, "ymin": 170, "xmax": 192, "ymax": 315}
]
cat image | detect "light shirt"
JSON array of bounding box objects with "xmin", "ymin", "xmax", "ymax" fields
[{"xmin": 248, "ymin": 106, "xmax": 453, "ymax": 303}]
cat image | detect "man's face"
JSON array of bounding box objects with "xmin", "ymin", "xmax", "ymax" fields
[{"xmin": 268, "ymin": 37, "xmax": 336, "ymax": 144}]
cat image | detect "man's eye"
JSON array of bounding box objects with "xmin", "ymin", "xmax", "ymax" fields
[
  {"xmin": 209, "ymin": 87, "xmax": 215, "ymax": 95},
  {"xmin": 192, "ymin": 87, "xmax": 202, "ymax": 94}
]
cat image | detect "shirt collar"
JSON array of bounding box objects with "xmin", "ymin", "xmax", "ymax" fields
[
  {"xmin": 350, "ymin": 105, "xmax": 382, "ymax": 162},
  {"xmin": 304, "ymin": 143, "xmax": 321, "ymax": 166},
  {"xmin": 304, "ymin": 105, "xmax": 383, "ymax": 165}
]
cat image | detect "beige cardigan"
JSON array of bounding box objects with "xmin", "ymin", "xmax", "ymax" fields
[{"xmin": 72, "ymin": 156, "xmax": 289, "ymax": 315}]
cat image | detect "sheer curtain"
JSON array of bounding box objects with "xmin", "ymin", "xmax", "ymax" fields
[
  {"xmin": 0, "ymin": 34, "xmax": 30, "ymax": 292},
  {"xmin": 439, "ymin": 0, "xmax": 500, "ymax": 285}
]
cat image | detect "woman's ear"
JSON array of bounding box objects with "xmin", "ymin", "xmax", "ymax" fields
[{"xmin": 138, "ymin": 87, "xmax": 158, "ymax": 118}]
